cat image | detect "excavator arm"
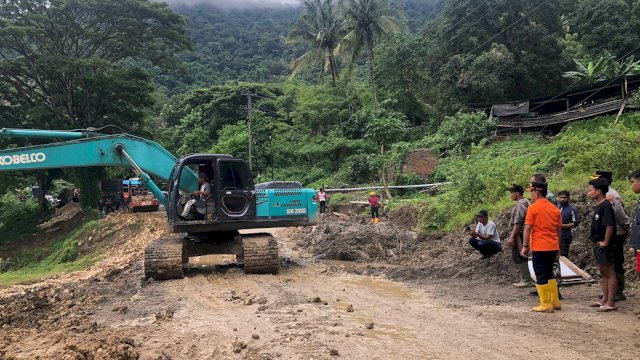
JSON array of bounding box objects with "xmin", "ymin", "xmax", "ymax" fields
[{"xmin": 0, "ymin": 128, "xmax": 199, "ymax": 206}]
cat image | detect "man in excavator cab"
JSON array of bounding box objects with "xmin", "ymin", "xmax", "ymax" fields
[{"xmin": 180, "ymin": 172, "xmax": 211, "ymax": 219}]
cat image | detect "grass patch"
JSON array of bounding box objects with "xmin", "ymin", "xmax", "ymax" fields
[
  {"xmin": 0, "ymin": 216, "xmax": 102, "ymax": 286},
  {"xmin": 410, "ymin": 112, "xmax": 640, "ymax": 233},
  {"xmin": 0, "ymin": 196, "xmax": 50, "ymax": 245}
]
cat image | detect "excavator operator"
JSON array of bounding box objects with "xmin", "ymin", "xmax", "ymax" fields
[{"xmin": 180, "ymin": 173, "xmax": 211, "ymax": 218}]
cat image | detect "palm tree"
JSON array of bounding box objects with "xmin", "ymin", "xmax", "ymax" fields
[
  {"xmin": 286, "ymin": 0, "xmax": 345, "ymax": 86},
  {"xmin": 336, "ymin": 0, "xmax": 406, "ymax": 104}
]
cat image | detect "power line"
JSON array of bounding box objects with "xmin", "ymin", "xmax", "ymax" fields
[
  {"xmin": 375, "ymin": 0, "xmax": 552, "ymax": 90},
  {"xmin": 374, "ymin": 0, "xmax": 492, "ymax": 85}
]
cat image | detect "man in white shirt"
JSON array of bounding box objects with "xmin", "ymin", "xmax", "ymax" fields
[
  {"xmin": 180, "ymin": 173, "xmax": 212, "ymax": 219},
  {"xmin": 467, "ymin": 209, "xmax": 502, "ymax": 260}
]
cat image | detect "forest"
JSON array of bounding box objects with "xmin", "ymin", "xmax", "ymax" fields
[{"xmin": 1, "ymin": 0, "xmax": 640, "ymax": 219}]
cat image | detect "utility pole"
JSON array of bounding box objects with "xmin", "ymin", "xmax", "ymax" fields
[{"xmin": 243, "ymin": 94, "xmax": 259, "ymax": 173}]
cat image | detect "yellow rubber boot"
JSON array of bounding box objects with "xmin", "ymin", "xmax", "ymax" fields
[
  {"xmin": 548, "ymin": 280, "xmax": 561, "ymax": 310},
  {"xmin": 374, "ymin": 218, "xmax": 380, "ymax": 223},
  {"xmin": 532, "ymin": 284, "xmax": 554, "ymax": 313}
]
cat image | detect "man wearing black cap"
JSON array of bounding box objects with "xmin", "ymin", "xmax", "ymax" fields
[
  {"xmin": 467, "ymin": 210, "xmax": 501, "ymax": 260},
  {"xmin": 587, "ymin": 177, "xmax": 617, "ymax": 311},
  {"xmin": 507, "ymin": 184, "xmax": 531, "ymax": 287},
  {"xmin": 521, "ymin": 181, "xmax": 562, "ymax": 313},
  {"xmin": 591, "ymin": 171, "xmax": 629, "ymax": 301}
]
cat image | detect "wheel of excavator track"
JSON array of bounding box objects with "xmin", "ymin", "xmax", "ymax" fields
[
  {"xmin": 242, "ymin": 234, "xmax": 280, "ymax": 275},
  {"xmin": 144, "ymin": 236, "xmax": 186, "ymax": 280}
]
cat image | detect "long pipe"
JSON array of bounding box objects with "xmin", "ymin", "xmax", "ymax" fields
[
  {"xmin": 324, "ymin": 182, "xmax": 451, "ymax": 192},
  {"xmin": 0, "ymin": 128, "xmax": 90, "ymax": 140}
]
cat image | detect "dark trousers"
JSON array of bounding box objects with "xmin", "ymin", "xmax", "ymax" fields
[
  {"xmin": 371, "ymin": 206, "xmax": 379, "ymax": 218},
  {"xmin": 560, "ymin": 238, "xmax": 571, "ymax": 258},
  {"xmin": 612, "ymin": 234, "xmax": 626, "ymax": 276},
  {"xmin": 532, "ymin": 251, "xmax": 557, "ymax": 285},
  {"xmin": 319, "ymin": 201, "xmax": 327, "ymax": 214},
  {"xmin": 469, "ymin": 238, "xmax": 502, "ymax": 257}
]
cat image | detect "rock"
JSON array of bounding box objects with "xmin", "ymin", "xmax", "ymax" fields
[
  {"xmin": 323, "ymin": 301, "xmax": 328, "ymax": 305},
  {"xmin": 297, "ymin": 309, "xmax": 303, "ymax": 313},
  {"xmin": 365, "ymin": 323, "xmax": 374, "ymax": 329},
  {"xmin": 312, "ymin": 297, "xmax": 322, "ymax": 303},
  {"xmin": 330, "ymin": 349, "xmax": 340, "ymax": 356},
  {"xmin": 232, "ymin": 339, "xmax": 247, "ymax": 353},
  {"xmin": 346, "ymin": 305, "xmax": 354, "ymax": 312},
  {"xmin": 258, "ymin": 305, "xmax": 267, "ymax": 311},
  {"xmin": 252, "ymin": 334, "xmax": 260, "ymax": 339}
]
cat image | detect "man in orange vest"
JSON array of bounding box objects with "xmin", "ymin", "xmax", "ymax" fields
[{"xmin": 521, "ymin": 181, "xmax": 562, "ymax": 313}]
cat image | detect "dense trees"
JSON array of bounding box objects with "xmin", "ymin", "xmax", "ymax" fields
[
  {"xmin": 0, "ymin": 0, "xmax": 189, "ymax": 209},
  {"xmin": 3, "ymin": 0, "xmax": 640, "ymax": 199}
]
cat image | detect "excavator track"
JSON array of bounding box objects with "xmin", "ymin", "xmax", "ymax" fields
[
  {"xmin": 242, "ymin": 234, "xmax": 280, "ymax": 274},
  {"xmin": 144, "ymin": 236, "xmax": 186, "ymax": 280}
]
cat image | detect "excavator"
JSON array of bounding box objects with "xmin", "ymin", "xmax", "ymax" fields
[{"xmin": 0, "ymin": 128, "xmax": 318, "ymax": 279}]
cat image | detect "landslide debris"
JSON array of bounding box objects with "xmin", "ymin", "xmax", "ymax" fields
[
  {"xmin": 0, "ymin": 210, "xmax": 168, "ymax": 359},
  {"xmin": 298, "ymin": 216, "xmax": 419, "ymax": 262}
]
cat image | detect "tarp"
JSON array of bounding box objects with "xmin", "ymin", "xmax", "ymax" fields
[
  {"xmin": 490, "ymin": 101, "xmax": 530, "ymax": 117},
  {"xmin": 527, "ymin": 256, "xmax": 594, "ymax": 285}
]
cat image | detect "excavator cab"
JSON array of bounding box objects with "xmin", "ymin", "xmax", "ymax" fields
[{"xmin": 166, "ymin": 154, "xmax": 258, "ymax": 231}]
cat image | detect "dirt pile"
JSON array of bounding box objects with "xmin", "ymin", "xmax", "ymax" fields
[
  {"xmin": 298, "ymin": 216, "xmax": 419, "ymax": 262},
  {"xmin": 39, "ymin": 202, "xmax": 84, "ymax": 231},
  {"xmin": 0, "ymin": 211, "xmax": 168, "ymax": 359},
  {"xmin": 377, "ymin": 191, "xmax": 638, "ymax": 286}
]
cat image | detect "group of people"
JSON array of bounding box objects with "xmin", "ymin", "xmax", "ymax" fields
[
  {"xmin": 467, "ymin": 170, "xmax": 640, "ymax": 313},
  {"xmin": 315, "ymin": 188, "xmax": 382, "ymax": 224}
]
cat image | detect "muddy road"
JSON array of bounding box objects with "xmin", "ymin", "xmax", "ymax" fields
[{"xmin": 1, "ymin": 213, "xmax": 639, "ymax": 359}]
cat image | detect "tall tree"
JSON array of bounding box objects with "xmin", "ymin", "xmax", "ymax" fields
[
  {"xmin": 0, "ymin": 0, "xmax": 189, "ymax": 210},
  {"xmin": 565, "ymin": 0, "xmax": 640, "ymax": 59},
  {"xmin": 0, "ymin": 0, "xmax": 189, "ymax": 131},
  {"xmin": 418, "ymin": 0, "xmax": 570, "ymax": 110},
  {"xmin": 336, "ymin": 0, "xmax": 406, "ymax": 104},
  {"xmin": 286, "ymin": 0, "xmax": 345, "ymax": 85}
]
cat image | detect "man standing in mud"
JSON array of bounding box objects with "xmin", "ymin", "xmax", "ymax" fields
[
  {"xmin": 521, "ymin": 181, "xmax": 562, "ymax": 313},
  {"xmin": 591, "ymin": 170, "xmax": 629, "ymax": 301},
  {"xmin": 556, "ymin": 190, "xmax": 580, "ymax": 258},
  {"xmin": 369, "ymin": 191, "xmax": 380, "ymax": 223},
  {"xmin": 629, "ymin": 170, "xmax": 640, "ymax": 281},
  {"xmin": 506, "ymin": 184, "xmax": 531, "ymax": 288},
  {"xmin": 587, "ymin": 177, "xmax": 618, "ymax": 312},
  {"xmin": 529, "ymin": 173, "xmax": 563, "ymax": 298}
]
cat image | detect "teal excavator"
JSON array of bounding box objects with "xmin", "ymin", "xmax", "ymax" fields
[{"xmin": 0, "ymin": 128, "xmax": 319, "ymax": 279}]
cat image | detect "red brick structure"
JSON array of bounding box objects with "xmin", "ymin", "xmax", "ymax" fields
[{"xmin": 402, "ymin": 149, "xmax": 439, "ymax": 179}]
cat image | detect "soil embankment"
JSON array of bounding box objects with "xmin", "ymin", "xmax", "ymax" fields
[{"xmin": 0, "ymin": 204, "xmax": 639, "ymax": 359}]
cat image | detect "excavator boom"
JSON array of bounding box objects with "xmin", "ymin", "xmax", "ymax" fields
[{"xmin": 0, "ymin": 129, "xmax": 199, "ymax": 205}]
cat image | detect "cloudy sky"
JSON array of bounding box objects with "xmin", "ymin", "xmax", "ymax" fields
[{"xmin": 159, "ymin": 0, "xmax": 302, "ymax": 8}]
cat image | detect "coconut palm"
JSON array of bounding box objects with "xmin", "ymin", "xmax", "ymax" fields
[
  {"xmin": 286, "ymin": 0, "xmax": 345, "ymax": 85},
  {"xmin": 336, "ymin": 0, "xmax": 406, "ymax": 103}
]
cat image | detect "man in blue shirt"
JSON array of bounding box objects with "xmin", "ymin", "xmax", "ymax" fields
[{"xmin": 556, "ymin": 190, "xmax": 580, "ymax": 258}]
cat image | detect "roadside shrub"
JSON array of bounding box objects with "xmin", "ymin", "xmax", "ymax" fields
[{"xmin": 426, "ymin": 111, "xmax": 496, "ymax": 153}]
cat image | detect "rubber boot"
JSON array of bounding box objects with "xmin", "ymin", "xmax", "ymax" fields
[
  {"xmin": 513, "ymin": 263, "xmax": 532, "ymax": 288},
  {"xmin": 548, "ymin": 279, "xmax": 561, "ymax": 310},
  {"xmin": 615, "ymin": 273, "xmax": 626, "ymax": 302},
  {"xmin": 371, "ymin": 218, "xmax": 375, "ymax": 224},
  {"xmin": 532, "ymin": 284, "xmax": 554, "ymax": 313},
  {"xmin": 374, "ymin": 217, "xmax": 380, "ymax": 223}
]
